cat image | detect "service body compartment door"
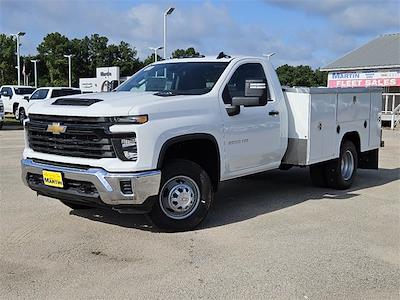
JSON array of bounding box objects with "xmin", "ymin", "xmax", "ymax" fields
[
  {"xmin": 369, "ymin": 91, "xmax": 382, "ymax": 149},
  {"xmin": 337, "ymin": 93, "xmax": 370, "ymax": 122},
  {"xmin": 309, "ymin": 93, "xmax": 337, "ymax": 163}
]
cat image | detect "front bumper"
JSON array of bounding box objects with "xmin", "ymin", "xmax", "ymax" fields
[{"xmin": 21, "ymin": 159, "xmax": 161, "ymax": 209}]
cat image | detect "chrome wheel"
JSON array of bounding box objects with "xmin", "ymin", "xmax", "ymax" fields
[
  {"xmin": 341, "ymin": 150, "xmax": 354, "ymax": 181},
  {"xmin": 159, "ymin": 176, "xmax": 200, "ymax": 220}
]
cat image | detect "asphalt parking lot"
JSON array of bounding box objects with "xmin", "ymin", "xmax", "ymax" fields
[{"xmin": 0, "ymin": 126, "xmax": 399, "ymax": 299}]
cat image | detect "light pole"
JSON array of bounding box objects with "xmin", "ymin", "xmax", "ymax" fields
[
  {"xmin": 149, "ymin": 46, "xmax": 163, "ymax": 62},
  {"xmin": 11, "ymin": 32, "xmax": 26, "ymax": 86},
  {"xmin": 163, "ymin": 7, "xmax": 175, "ymax": 60},
  {"xmin": 30, "ymin": 59, "xmax": 39, "ymax": 88},
  {"xmin": 64, "ymin": 54, "xmax": 73, "ymax": 87}
]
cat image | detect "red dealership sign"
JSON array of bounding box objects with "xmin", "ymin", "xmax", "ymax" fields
[{"xmin": 327, "ymin": 70, "xmax": 400, "ymax": 88}]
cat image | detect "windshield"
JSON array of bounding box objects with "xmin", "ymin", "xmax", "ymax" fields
[
  {"xmin": 116, "ymin": 62, "xmax": 229, "ymax": 95},
  {"xmin": 15, "ymin": 87, "xmax": 35, "ymax": 95}
]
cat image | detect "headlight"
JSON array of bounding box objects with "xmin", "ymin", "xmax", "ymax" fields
[
  {"xmin": 119, "ymin": 137, "xmax": 137, "ymax": 161},
  {"xmin": 112, "ymin": 115, "xmax": 148, "ymax": 124}
]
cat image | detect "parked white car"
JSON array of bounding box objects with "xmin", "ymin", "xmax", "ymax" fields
[
  {"xmin": 0, "ymin": 85, "xmax": 36, "ymax": 115},
  {"xmin": 21, "ymin": 55, "xmax": 382, "ymax": 231},
  {"xmin": 16, "ymin": 87, "xmax": 81, "ymax": 121},
  {"xmin": 0, "ymin": 98, "xmax": 4, "ymax": 129}
]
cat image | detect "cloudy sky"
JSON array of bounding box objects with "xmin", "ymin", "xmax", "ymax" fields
[{"xmin": 1, "ymin": 0, "xmax": 399, "ymax": 68}]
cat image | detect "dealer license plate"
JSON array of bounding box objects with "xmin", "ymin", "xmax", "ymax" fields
[{"xmin": 42, "ymin": 170, "xmax": 64, "ymax": 188}]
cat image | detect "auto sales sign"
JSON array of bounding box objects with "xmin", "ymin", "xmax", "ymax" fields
[{"xmin": 327, "ymin": 70, "xmax": 400, "ymax": 88}]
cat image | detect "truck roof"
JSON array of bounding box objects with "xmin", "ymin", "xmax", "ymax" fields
[
  {"xmin": 1, "ymin": 85, "xmax": 34, "ymax": 88},
  {"xmin": 151, "ymin": 55, "xmax": 265, "ymax": 64},
  {"xmin": 36, "ymin": 87, "xmax": 80, "ymax": 90}
]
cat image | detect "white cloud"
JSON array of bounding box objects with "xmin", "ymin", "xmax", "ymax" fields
[
  {"xmin": 266, "ymin": 0, "xmax": 400, "ymax": 35},
  {"xmin": 2, "ymin": 0, "xmax": 395, "ymax": 68}
]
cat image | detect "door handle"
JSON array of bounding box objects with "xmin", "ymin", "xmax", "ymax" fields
[{"xmin": 269, "ymin": 110, "xmax": 279, "ymax": 116}]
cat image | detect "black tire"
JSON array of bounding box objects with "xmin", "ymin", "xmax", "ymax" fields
[
  {"xmin": 149, "ymin": 159, "xmax": 213, "ymax": 231},
  {"xmin": 0, "ymin": 122, "xmax": 3, "ymax": 130},
  {"xmin": 325, "ymin": 140, "xmax": 358, "ymax": 190},
  {"xmin": 18, "ymin": 108, "xmax": 26, "ymax": 124},
  {"xmin": 310, "ymin": 163, "xmax": 328, "ymax": 187},
  {"xmin": 60, "ymin": 200, "xmax": 93, "ymax": 210}
]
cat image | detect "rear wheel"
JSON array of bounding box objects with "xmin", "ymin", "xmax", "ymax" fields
[
  {"xmin": 0, "ymin": 122, "xmax": 3, "ymax": 130},
  {"xmin": 60, "ymin": 200, "xmax": 93, "ymax": 210},
  {"xmin": 149, "ymin": 159, "xmax": 213, "ymax": 231},
  {"xmin": 325, "ymin": 141, "xmax": 358, "ymax": 189}
]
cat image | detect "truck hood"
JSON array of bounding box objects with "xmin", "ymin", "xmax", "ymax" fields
[{"xmin": 27, "ymin": 91, "xmax": 180, "ymax": 117}]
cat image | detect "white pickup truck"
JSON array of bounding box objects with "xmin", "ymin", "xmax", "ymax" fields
[
  {"xmin": 0, "ymin": 85, "xmax": 36, "ymax": 115},
  {"xmin": 21, "ymin": 55, "xmax": 382, "ymax": 231},
  {"xmin": 16, "ymin": 87, "xmax": 81, "ymax": 122},
  {"xmin": 0, "ymin": 98, "xmax": 4, "ymax": 129}
]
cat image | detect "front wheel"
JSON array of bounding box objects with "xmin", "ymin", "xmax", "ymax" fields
[
  {"xmin": 325, "ymin": 141, "xmax": 358, "ymax": 189},
  {"xmin": 18, "ymin": 108, "xmax": 27, "ymax": 124},
  {"xmin": 149, "ymin": 159, "xmax": 213, "ymax": 231}
]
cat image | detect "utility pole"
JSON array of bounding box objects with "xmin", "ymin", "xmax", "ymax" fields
[
  {"xmin": 31, "ymin": 59, "xmax": 39, "ymax": 88},
  {"xmin": 64, "ymin": 54, "xmax": 73, "ymax": 87},
  {"xmin": 149, "ymin": 46, "xmax": 163, "ymax": 62},
  {"xmin": 11, "ymin": 32, "xmax": 26, "ymax": 85},
  {"xmin": 163, "ymin": 7, "xmax": 175, "ymax": 60}
]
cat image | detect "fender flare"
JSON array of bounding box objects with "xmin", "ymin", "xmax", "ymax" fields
[{"xmin": 157, "ymin": 133, "xmax": 221, "ymax": 182}]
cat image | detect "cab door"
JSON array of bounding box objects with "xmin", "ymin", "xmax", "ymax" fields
[
  {"xmin": 220, "ymin": 61, "xmax": 281, "ymax": 178},
  {"xmin": 0, "ymin": 87, "xmax": 14, "ymax": 113}
]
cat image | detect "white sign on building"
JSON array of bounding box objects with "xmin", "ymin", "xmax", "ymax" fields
[
  {"xmin": 96, "ymin": 66, "xmax": 120, "ymax": 81},
  {"xmin": 80, "ymin": 66, "xmax": 121, "ymax": 93},
  {"xmin": 328, "ymin": 70, "xmax": 400, "ymax": 88}
]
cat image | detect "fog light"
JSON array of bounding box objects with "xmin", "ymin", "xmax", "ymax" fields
[
  {"xmin": 121, "ymin": 138, "xmax": 137, "ymax": 161},
  {"xmin": 120, "ymin": 180, "xmax": 133, "ymax": 194}
]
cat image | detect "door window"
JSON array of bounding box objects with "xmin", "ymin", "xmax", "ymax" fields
[
  {"xmin": 14, "ymin": 87, "xmax": 35, "ymax": 95},
  {"xmin": 223, "ymin": 63, "xmax": 267, "ymax": 104},
  {"xmin": 30, "ymin": 89, "xmax": 49, "ymax": 100},
  {"xmin": 3, "ymin": 87, "xmax": 13, "ymax": 96}
]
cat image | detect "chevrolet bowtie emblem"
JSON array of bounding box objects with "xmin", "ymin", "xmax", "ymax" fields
[{"xmin": 46, "ymin": 123, "xmax": 67, "ymax": 135}]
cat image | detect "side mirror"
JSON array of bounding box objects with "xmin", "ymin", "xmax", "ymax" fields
[
  {"xmin": 225, "ymin": 104, "xmax": 241, "ymax": 116},
  {"xmin": 232, "ymin": 79, "xmax": 269, "ymax": 107},
  {"xmin": 23, "ymin": 96, "xmax": 29, "ymax": 100}
]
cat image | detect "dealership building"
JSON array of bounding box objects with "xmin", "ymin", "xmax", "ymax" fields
[{"xmin": 321, "ymin": 33, "xmax": 400, "ymax": 126}]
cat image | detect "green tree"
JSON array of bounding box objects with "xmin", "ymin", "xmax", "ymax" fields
[
  {"xmin": 35, "ymin": 33, "xmax": 142, "ymax": 86},
  {"xmin": 171, "ymin": 47, "xmax": 200, "ymax": 58},
  {"xmin": 37, "ymin": 32, "xmax": 71, "ymax": 86},
  {"xmin": 70, "ymin": 37, "xmax": 91, "ymax": 86},
  {"xmin": 87, "ymin": 34, "xmax": 109, "ymax": 71},
  {"xmin": 0, "ymin": 34, "xmax": 17, "ymax": 86},
  {"xmin": 276, "ymin": 64, "xmax": 328, "ymax": 87},
  {"xmin": 142, "ymin": 54, "xmax": 163, "ymax": 66},
  {"xmin": 111, "ymin": 41, "xmax": 142, "ymax": 76},
  {"xmin": 314, "ymin": 69, "xmax": 328, "ymax": 86}
]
